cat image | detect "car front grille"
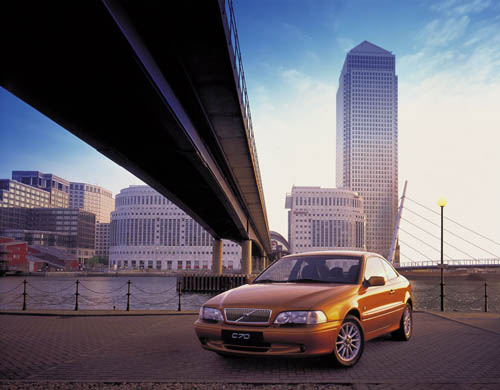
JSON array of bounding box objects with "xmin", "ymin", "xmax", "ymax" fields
[{"xmin": 224, "ymin": 308, "xmax": 272, "ymax": 324}]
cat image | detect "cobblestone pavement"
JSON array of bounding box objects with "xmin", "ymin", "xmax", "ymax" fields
[{"xmin": 0, "ymin": 312, "xmax": 499, "ymax": 389}]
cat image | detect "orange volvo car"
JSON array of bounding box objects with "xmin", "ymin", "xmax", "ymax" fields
[{"xmin": 194, "ymin": 250, "xmax": 413, "ymax": 367}]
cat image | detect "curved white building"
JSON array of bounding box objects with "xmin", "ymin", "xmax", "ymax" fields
[
  {"xmin": 285, "ymin": 186, "xmax": 366, "ymax": 254},
  {"xmin": 109, "ymin": 186, "xmax": 241, "ymax": 271}
]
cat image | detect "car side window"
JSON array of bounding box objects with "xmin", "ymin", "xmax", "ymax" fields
[
  {"xmin": 364, "ymin": 257, "xmax": 386, "ymax": 282},
  {"xmin": 380, "ymin": 259, "xmax": 398, "ymax": 280}
]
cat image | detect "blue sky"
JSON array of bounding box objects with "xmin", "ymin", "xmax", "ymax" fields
[{"xmin": 2, "ymin": 0, "xmax": 500, "ymax": 262}]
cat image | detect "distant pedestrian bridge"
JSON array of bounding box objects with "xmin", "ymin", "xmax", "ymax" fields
[{"xmin": 397, "ymin": 258, "xmax": 500, "ymax": 270}]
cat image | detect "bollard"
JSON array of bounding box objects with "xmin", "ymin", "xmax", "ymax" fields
[
  {"xmin": 178, "ymin": 278, "xmax": 182, "ymax": 312},
  {"xmin": 484, "ymin": 282, "xmax": 488, "ymax": 313},
  {"xmin": 74, "ymin": 280, "xmax": 79, "ymax": 311},
  {"xmin": 22, "ymin": 279, "xmax": 27, "ymax": 311},
  {"xmin": 126, "ymin": 280, "xmax": 131, "ymax": 311}
]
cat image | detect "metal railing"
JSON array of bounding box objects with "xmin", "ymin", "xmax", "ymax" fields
[
  {"xmin": 400, "ymin": 258, "xmax": 500, "ymax": 268},
  {"xmin": 0, "ymin": 279, "xmax": 189, "ymax": 312},
  {"xmin": 219, "ymin": 0, "xmax": 264, "ymax": 203}
]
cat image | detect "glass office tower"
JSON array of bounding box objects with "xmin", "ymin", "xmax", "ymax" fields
[{"xmin": 336, "ymin": 41, "xmax": 398, "ymax": 258}]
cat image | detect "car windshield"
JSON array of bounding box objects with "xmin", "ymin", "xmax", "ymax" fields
[{"xmin": 254, "ymin": 255, "xmax": 362, "ymax": 284}]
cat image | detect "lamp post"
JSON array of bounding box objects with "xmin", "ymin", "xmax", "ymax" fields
[{"xmin": 438, "ymin": 197, "xmax": 447, "ymax": 311}]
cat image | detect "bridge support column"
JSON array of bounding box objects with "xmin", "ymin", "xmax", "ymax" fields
[
  {"xmin": 263, "ymin": 256, "xmax": 268, "ymax": 270},
  {"xmin": 211, "ymin": 239, "xmax": 223, "ymax": 275},
  {"xmin": 241, "ymin": 240, "xmax": 252, "ymax": 275}
]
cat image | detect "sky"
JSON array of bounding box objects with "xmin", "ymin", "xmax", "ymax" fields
[{"xmin": 1, "ymin": 0, "xmax": 500, "ymax": 263}]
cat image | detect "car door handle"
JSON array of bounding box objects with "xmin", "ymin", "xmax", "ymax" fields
[{"xmin": 389, "ymin": 289, "xmax": 395, "ymax": 295}]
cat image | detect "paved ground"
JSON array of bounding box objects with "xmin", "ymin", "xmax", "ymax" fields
[{"xmin": 0, "ymin": 312, "xmax": 499, "ymax": 389}]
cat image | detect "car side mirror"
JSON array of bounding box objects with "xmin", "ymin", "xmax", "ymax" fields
[{"xmin": 366, "ymin": 276, "xmax": 386, "ymax": 286}]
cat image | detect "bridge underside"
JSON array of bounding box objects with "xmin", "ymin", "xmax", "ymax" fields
[{"xmin": 1, "ymin": 1, "xmax": 270, "ymax": 257}]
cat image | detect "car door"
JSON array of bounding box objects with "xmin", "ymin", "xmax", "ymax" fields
[
  {"xmin": 358, "ymin": 256, "xmax": 395, "ymax": 338},
  {"xmin": 380, "ymin": 258, "xmax": 407, "ymax": 327}
]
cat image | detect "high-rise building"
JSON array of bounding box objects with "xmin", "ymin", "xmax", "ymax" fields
[
  {"xmin": 0, "ymin": 179, "xmax": 52, "ymax": 209},
  {"xmin": 336, "ymin": 41, "xmax": 398, "ymax": 258},
  {"xmin": 109, "ymin": 186, "xmax": 241, "ymax": 271},
  {"xmin": 69, "ymin": 182, "xmax": 114, "ymax": 223},
  {"xmin": 0, "ymin": 208, "xmax": 95, "ymax": 263},
  {"xmin": 12, "ymin": 171, "xmax": 70, "ymax": 208},
  {"xmin": 285, "ymin": 186, "xmax": 366, "ymax": 254}
]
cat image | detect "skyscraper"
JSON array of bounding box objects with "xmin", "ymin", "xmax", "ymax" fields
[{"xmin": 336, "ymin": 41, "xmax": 398, "ymax": 258}]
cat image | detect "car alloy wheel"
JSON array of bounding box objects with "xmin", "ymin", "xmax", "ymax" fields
[
  {"xmin": 333, "ymin": 315, "xmax": 364, "ymax": 367},
  {"xmin": 392, "ymin": 302, "xmax": 412, "ymax": 341}
]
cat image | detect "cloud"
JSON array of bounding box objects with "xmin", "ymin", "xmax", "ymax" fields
[
  {"xmin": 417, "ymin": 16, "xmax": 470, "ymax": 47},
  {"xmin": 397, "ymin": 0, "xmax": 500, "ymax": 261},
  {"xmin": 337, "ymin": 37, "xmax": 355, "ymax": 53},
  {"xmin": 431, "ymin": 0, "xmax": 492, "ymax": 15},
  {"xmin": 250, "ymin": 67, "xmax": 338, "ymax": 236}
]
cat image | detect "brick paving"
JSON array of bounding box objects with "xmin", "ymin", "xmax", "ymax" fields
[{"xmin": 0, "ymin": 312, "xmax": 499, "ymax": 389}]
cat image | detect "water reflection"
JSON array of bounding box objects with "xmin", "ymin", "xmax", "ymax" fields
[
  {"xmin": 0, "ymin": 274, "xmax": 499, "ymax": 312},
  {"xmin": 0, "ymin": 276, "xmax": 213, "ymax": 311}
]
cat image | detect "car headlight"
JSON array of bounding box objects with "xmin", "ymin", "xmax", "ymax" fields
[
  {"xmin": 274, "ymin": 310, "xmax": 327, "ymax": 325},
  {"xmin": 199, "ymin": 306, "xmax": 224, "ymax": 322}
]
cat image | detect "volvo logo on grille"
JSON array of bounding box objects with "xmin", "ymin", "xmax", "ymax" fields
[
  {"xmin": 224, "ymin": 308, "xmax": 272, "ymax": 324},
  {"xmin": 235, "ymin": 309, "xmax": 258, "ymax": 322}
]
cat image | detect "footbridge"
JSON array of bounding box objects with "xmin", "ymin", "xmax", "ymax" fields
[
  {"xmin": 0, "ymin": 0, "xmax": 270, "ymax": 273},
  {"xmin": 397, "ymin": 258, "xmax": 500, "ymax": 271}
]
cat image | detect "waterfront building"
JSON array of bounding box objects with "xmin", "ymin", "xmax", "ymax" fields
[
  {"xmin": 69, "ymin": 182, "xmax": 114, "ymax": 260},
  {"xmin": 285, "ymin": 186, "xmax": 366, "ymax": 254},
  {"xmin": 0, "ymin": 208, "xmax": 95, "ymax": 264},
  {"xmin": 0, "ymin": 236, "xmax": 28, "ymax": 272},
  {"xmin": 109, "ymin": 186, "xmax": 241, "ymax": 271},
  {"xmin": 95, "ymin": 222, "xmax": 110, "ymax": 258},
  {"xmin": 69, "ymin": 182, "xmax": 114, "ymax": 223},
  {"xmin": 0, "ymin": 236, "xmax": 78, "ymax": 272},
  {"xmin": 336, "ymin": 41, "xmax": 398, "ymax": 258},
  {"xmin": 0, "ymin": 179, "xmax": 51, "ymax": 209},
  {"xmin": 12, "ymin": 171, "xmax": 70, "ymax": 208}
]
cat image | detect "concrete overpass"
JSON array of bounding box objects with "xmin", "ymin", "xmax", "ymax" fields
[{"xmin": 0, "ymin": 0, "xmax": 271, "ymax": 273}]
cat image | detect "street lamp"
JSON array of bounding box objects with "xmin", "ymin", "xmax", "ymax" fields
[{"xmin": 437, "ymin": 197, "xmax": 447, "ymax": 311}]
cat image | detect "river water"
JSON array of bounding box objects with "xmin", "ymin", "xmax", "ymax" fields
[{"xmin": 0, "ymin": 273, "xmax": 498, "ymax": 312}]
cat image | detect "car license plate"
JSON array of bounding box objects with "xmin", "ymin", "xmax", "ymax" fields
[{"xmin": 221, "ymin": 330, "xmax": 264, "ymax": 346}]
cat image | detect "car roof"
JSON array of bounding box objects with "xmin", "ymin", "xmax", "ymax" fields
[{"xmin": 280, "ymin": 250, "xmax": 385, "ymax": 260}]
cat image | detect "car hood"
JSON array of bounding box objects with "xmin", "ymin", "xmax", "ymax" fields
[{"xmin": 204, "ymin": 282, "xmax": 358, "ymax": 311}]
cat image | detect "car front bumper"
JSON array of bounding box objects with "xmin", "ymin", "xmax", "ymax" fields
[{"xmin": 194, "ymin": 319, "xmax": 341, "ymax": 357}]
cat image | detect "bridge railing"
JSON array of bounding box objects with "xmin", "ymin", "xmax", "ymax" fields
[
  {"xmin": 400, "ymin": 258, "xmax": 500, "ymax": 268},
  {"xmin": 220, "ymin": 0, "xmax": 264, "ymax": 199}
]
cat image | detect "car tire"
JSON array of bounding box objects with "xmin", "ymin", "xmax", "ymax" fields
[
  {"xmin": 391, "ymin": 303, "xmax": 412, "ymax": 341},
  {"xmin": 332, "ymin": 315, "xmax": 364, "ymax": 367}
]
